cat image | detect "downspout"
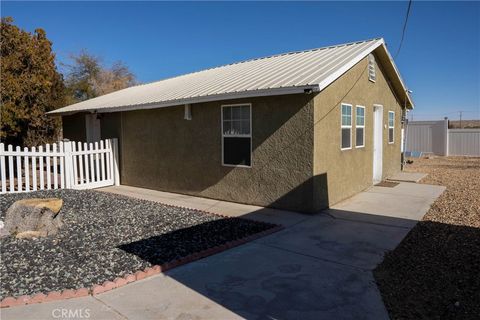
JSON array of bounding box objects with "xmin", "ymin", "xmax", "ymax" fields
[{"xmin": 401, "ymin": 89, "xmax": 412, "ymax": 170}]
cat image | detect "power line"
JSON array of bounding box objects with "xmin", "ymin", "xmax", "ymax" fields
[{"xmin": 395, "ymin": 0, "xmax": 413, "ymax": 58}]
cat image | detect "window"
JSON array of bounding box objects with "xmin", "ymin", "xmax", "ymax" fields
[
  {"xmin": 355, "ymin": 106, "xmax": 365, "ymax": 147},
  {"xmin": 388, "ymin": 111, "xmax": 395, "ymax": 144},
  {"xmin": 222, "ymin": 104, "xmax": 251, "ymax": 166},
  {"xmin": 341, "ymin": 103, "xmax": 352, "ymax": 150},
  {"xmin": 368, "ymin": 54, "xmax": 376, "ymax": 82}
]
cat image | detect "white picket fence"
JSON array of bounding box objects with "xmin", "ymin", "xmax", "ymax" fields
[{"xmin": 0, "ymin": 138, "xmax": 119, "ymax": 194}]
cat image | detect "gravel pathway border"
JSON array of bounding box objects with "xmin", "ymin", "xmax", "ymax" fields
[
  {"xmin": 0, "ymin": 190, "xmax": 282, "ymax": 308},
  {"xmin": 1, "ymin": 223, "xmax": 282, "ymax": 308}
]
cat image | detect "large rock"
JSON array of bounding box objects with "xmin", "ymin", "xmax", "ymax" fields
[{"xmin": 3, "ymin": 198, "xmax": 63, "ymax": 238}]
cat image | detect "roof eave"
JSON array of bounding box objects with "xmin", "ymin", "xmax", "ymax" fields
[
  {"xmin": 47, "ymin": 85, "xmax": 320, "ymax": 116},
  {"xmin": 376, "ymin": 44, "xmax": 414, "ymax": 109},
  {"xmin": 316, "ymin": 39, "xmax": 414, "ymax": 110}
]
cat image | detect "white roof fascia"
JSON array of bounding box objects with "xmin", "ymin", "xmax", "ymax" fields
[
  {"xmin": 381, "ymin": 43, "xmax": 414, "ymax": 108},
  {"xmin": 317, "ymin": 39, "xmax": 384, "ymax": 91},
  {"xmin": 317, "ymin": 38, "xmax": 413, "ymax": 109}
]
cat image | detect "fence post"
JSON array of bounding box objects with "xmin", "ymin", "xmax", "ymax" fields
[
  {"xmin": 0, "ymin": 143, "xmax": 6, "ymax": 193},
  {"xmin": 444, "ymin": 118, "xmax": 449, "ymax": 156},
  {"xmin": 64, "ymin": 141, "xmax": 73, "ymax": 188},
  {"xmin": 111, "ymin": 138, "xmax": 120, "ymax": 186}
]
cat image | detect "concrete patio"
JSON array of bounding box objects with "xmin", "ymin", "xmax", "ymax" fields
[{"xmin": 2, "ymin": 182, "xmax": 445, "ymax": 320}]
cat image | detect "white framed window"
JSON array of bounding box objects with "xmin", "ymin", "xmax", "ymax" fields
[
  {"xmin": 368, "ymin": 54, "xmax": 376, "ymax": 82},
  {"xmin": 221, "ymin": 104, "xmax": 252, "ymax": 167},
  {"xmin": 388, "ymin": 111, "xmax": 395, "ymax": 144},
  {"xmin": 355, "ymin": 105, "xmax": 365, "ymax": 148},
  {"xmin": 341, "ymin": 103, "xmax": 352, "ymax": 150}
]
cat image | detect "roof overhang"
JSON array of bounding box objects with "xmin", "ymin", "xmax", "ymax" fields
[
  {"xmin": 48, "ymin": 38, "xmax": 413, "ymax": 117},
  {"xmin": 374, "ymin": 43, "xmax": 414, "ymax": 109},
  {"xmin": 48, "ymin": 85, "xmax": 319, "ymax": 116},
  {"xmin": 317, "ymin": 39, "xmax": 413, "ymax": 109}
]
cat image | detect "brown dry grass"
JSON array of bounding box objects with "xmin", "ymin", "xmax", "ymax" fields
[{"xmin": 375, "ymin": 157, "xmax": 480, "ymax": 320}]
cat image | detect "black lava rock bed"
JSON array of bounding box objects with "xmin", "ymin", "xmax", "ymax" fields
[{"xmin": 0, "ymin": 189, "xmax": 274, "ymax": 299}]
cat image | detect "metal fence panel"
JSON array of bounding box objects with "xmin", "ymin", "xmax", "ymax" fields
[
  {"xmin": 448, "ymin": 129, "xmax": 480, "ymax": 156},
  {"xmin": 405, "ymin": 120, "xmax": 448, "ymax": 155}
]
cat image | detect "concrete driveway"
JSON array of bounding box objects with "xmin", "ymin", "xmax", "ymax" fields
[{"xmin": 2, "ymin": 182, "xmax": 445, "ymax": 320}]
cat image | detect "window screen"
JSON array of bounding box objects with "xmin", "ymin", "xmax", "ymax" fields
[
  {"xmin": 356, "ymin": 106, "xmax": 365, "ymax": 147},
  {"xmin": 222, "ymin": 105, "xmax": 251, "ymax": 166},
  {"xmin": 388, "ymin": 111, "xmax": 395, "ymax": 143},
  {"xmin": 341, "ymin": 104, "xmax": 352, "ymax": 149}
]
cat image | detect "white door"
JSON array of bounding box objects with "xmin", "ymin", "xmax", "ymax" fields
[
  {"xmin": 373, "ymin": 105, "xmax": 383, "ymax": 183},
  {"xmin": 85, "ymin": 114, "xmax": 101, "ymax": 143}
]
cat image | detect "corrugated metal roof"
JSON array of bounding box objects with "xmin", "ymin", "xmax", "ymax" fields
[{"xmin": 49, "ymin": 38, "xmax": 413, "ymax": 115}]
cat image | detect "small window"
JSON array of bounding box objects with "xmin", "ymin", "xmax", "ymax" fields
[
  {"xmin": 341, "ymin": 103, "xmax": 352, "ymax": 150},
  {"xmin": 388, "ymin": 111, "xmax": 395, "ymax": 144},
  {"xmin": 222, "ymin": 104, "xmax": 251, "ymax": 166},
  {"xmin": 355, "ymin": 106, "xmax": 365, "ymax": 148},
  {"xmin": 368, "ymin": 54, "xmax": 376, "ymax": 82}
]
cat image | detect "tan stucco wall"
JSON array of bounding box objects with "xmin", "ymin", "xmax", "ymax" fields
[
  {"xmin": 313, "ymin": 52, "xmax": 404, "ymax": 209},
  {"xmin": 119, "ymin": 94, "xmax": 316, "ymax": 212}
]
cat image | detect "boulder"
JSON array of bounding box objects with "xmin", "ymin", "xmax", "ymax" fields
[
  {"xmin": 3, "ymin": 198, "xmax": 63, "ymax": 238},
  {"xmin": 16, "ymin": 230, "xmax": 44, "ymax": 239}
]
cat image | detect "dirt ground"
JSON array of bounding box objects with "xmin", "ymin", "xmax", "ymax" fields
[{"xmin": 374, "ymin": 156, "xmax": 480, "ymax": 320}]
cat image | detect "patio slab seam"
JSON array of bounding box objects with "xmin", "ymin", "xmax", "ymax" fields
[
  {"xmin": 365, "ymin": 189, "xmax": 445, "ymax": 199},
  {"xmin": 255, "ymin": 241, "xmax": 372, "ymax": 272},
  {"xmin": 325, "ymin": 214, "xmax": 414, "ymax": 230},
  {"xmin": 91, "ymin": 295, "xmax": 129, "ymax": 320},
  {"xmin": 0, "ymin": 201, "xmax": 283, "ymax": 309}
]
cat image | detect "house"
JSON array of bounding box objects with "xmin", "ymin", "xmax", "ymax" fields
[{"xmin": 49, "ymin": 38, "xmax": 414, "ymax": 213}]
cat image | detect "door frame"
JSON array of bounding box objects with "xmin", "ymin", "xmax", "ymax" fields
[
  {"xmin": 373, "ymin": 104, "xmax": 383, "ymax": 183},
  {"xmin": 85, "ymin": 114, "xmax": 101, "ymax": 143}
]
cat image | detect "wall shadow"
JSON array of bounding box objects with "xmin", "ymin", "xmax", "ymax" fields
[
  {"xmin": 118, "ymin": 217, "xmax": 274, "ymax": 266},
  {"xmin": 117, "ymin": 202, "xmax": 479, "ymax": 319},
  {"xmin": 265, "ymin": 173, "xmax": 329, "ymax": 213}
]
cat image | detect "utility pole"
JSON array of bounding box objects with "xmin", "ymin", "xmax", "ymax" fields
[{"xmin": 459, "ymin": 111, "xmax": 463, "ymax": 129}]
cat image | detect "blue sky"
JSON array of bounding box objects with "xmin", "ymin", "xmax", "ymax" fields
[{"xmin": 2, "ymin": 1, "xmax": 479, "ymax": 120}]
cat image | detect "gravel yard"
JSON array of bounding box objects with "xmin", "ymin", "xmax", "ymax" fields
[
  {"xmin": 375, "ymin": 157, "xmax": 480, "ymax": 319},
  {"xmin": 0, "ymin": 189, "xmax": 274, "ymax": 300}
]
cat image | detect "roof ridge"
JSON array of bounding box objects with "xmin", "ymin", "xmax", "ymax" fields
[
  {"xmin": 131, "ymin": 37, "xmax": 383, "ymax": 89},
  {"xmin": 226, "ymin": 37, "xmax": 383, "ymax": 66}
]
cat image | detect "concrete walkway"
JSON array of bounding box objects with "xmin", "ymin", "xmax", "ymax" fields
[
  {"xmin": 388, "ymin": 172, "xmax": 427, "ymax": 183},
  {"xmin": 2, "ymin": 183, "xmax": 445, "ymax": 320}
]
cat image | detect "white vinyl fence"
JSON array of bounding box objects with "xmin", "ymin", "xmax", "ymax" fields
[
  {"xmin": 0, "ymin": 138, "xmax": 119, "ymax": 194},
  {"xmin": 406, "ymin": 119, "xmax": 480, "ymax": 156},
  {"xmin": 448, "ymin": 129, "xmax": 480, "ymax": 156}
]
